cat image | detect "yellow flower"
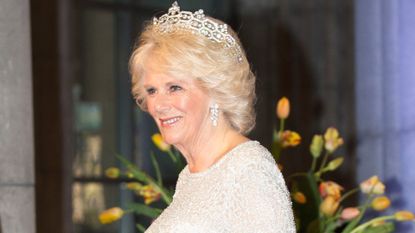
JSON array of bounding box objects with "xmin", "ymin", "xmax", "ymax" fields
[
  {"xmin": 310, "ymin": 135, "xmax": 324, "ymax": 158},
  {"xmin": 105, "ymin": 167, "xmax": 120, "ymax": 179},
  {"xmin": 371, "ymin": 196, "xmax": 391, "ymax": 211},
  {"xmin": 99, "ymin": 207, "xmax": 124, "ymax": 224},
  {"xmin": 280, "ymin": 130, "xmax": 301, "ymax": 148},
  {"xmin": 151, "ymin": 133, "xmax": 171, "ymax": 152},
  {"xmin": 292, "ymin": 192, "xmax": 307, "ymax": 204},
  {"xmin": 326, "ymin": 157, "xmax": 344, "ymax": 171},
  {"xmin": 360, "ymin": 176, "xmax": 385, "ymax": 194},
  {"xmin": 395, "ymin": 211, "xmax": 415, "ymax": 221},
  {"xmin": 276, "ymin": 97, "xmax": 290, "ymax": 119},
  {"xmin": 320, "ymin": 196, "xmax": 340, "ymax": 217},
  {"xmin": 340, "ymin": 207, "xmax": 360, "ymax": 220},
  {"xmin": 138, "ymin": 185, "xmax": 161, "ymax": 205},
  {"xmin": 324, "ymin": 127, "xmax": 344, "ymax": 153},
  {"xmin": 126, "ymin": 182, "xmax": 143, "ymax": 191},
  {"xmin": 319, "ymin": 181, "xmax": 343, "ymax": 200}
]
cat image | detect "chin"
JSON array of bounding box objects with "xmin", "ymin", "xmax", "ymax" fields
[{"xmin": 159, "ymin": 131, "xmax": 183, "ymax": 146}]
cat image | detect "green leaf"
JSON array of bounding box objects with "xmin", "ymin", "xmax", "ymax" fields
[
  {"xmin": 136, "ymin": 223, "xmax": 147, "ymax": 233},
  {"xmin": 117, "ymin": 155, "xmax": 148, "ymax": 182},
  {"xmin": 306, "ymin": 219, "xmax": 321, "ymax": 233},
  {"xmin": 127, "ymin": 202, "xmax": 162, "ymax": 218},
  {"xmin": 271, "ymin": 129, "xmax": 282, "ymax": 162},
  {"xmin": 116, "ymin": 155, "xmax": 173, "ymax": 204},
  {"xmin": 292, "ymin": 172, "xmax": 322, "ymax": 232},
  {"xmin": 150, "ymin": 151, "xmax": 163, "ymax": 186},
  {"xmin": 361, "ymin": 222, "xmax": 395, "ymax": 233}
]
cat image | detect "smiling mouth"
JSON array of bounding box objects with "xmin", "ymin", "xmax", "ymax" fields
[{"xmin": 160, "ymin": 116, "xmax": 182, "ymax": 127}]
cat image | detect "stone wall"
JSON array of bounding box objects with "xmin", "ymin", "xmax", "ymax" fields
[{"xmin": 0, "ymin": 0, "xmax": 35, "ymax": 232}]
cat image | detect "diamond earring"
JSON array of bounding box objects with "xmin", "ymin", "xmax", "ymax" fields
[{"xmin": 209, "ymin": 103, "xmax": 219, "ymax": 126}]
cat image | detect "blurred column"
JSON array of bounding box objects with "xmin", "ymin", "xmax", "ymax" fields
[
  {"xmin": 355, "ymin": 0, "xmax": 415, "ymax": 231},
  {"xmin": 0, "ymin": 0, "xmax": 35, "ymax": 232}
]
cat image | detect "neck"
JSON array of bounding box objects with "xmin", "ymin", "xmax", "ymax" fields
[{"xmin": 174, "ymin": 125, "xmax": 248, "ymax": 173}]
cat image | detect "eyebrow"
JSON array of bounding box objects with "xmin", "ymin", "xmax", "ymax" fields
[
  {"xmin": 143, "ymin": 79, "xmax": 188, "ymax": 88},
  {"xmin": 166, "ymin": 80, "xmax": 187, "ymax": 86}
]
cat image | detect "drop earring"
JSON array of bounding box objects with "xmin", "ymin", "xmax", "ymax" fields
[{"xmin": 209, "ymin": 103, "xmax": 219, "ymax": 126}]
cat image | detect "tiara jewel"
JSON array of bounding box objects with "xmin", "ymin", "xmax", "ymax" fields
[{"xmin": 153, "ymin": 1, "xmax": 243, "ymax": 63}]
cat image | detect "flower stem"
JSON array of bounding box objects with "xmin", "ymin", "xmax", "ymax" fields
[
  {"xmin": 349, "ymin": 215, "xmax": 395, "ymax": 233},
  {"xmin": 341, "ymin": 194, "xmax": 374, "ymax": 233},
  {"xmin": 167, "ymin": 150, "xmax": 177, "ymax": 163},
  {"xmin": 339, "ymin": 188, "xmax": 359, "ymax": 203},
  {"xmin": 279, "ymin": 119, "xmax": 285, "ymax": 133},
  {"xmin": 287, "ymin": 172, "xmax": 308, "ymax": 181},
  {"xmin": 311, "ymin": 157, "xmax": 317, "ymax": 172},
  {"xmin": 317, "ymin": 151, "xmax": 331, "ymax": 177}
]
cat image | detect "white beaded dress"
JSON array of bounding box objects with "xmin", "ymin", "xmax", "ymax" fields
[{"xmin": 145, "ymin": 140, "xmax": 296, "ymax": 233}]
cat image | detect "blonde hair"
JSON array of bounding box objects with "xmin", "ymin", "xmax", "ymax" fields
[{"xmin": 129, "ymin": 20, "xmax": 256, "ymax": 135}]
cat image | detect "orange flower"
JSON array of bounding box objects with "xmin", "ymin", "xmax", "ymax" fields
[
  {"xmin": 280, "ymin": 130, "xmax": 301, "ymax": 148},
  {"xmin": 319, "ymin": 181, "xmax": 343, "ymax": 200},
  {"xmin": 138, "ymin": 185, "xmax": 161, "ymax": 205},
  {"xmin": 324, "ymin": 127, "xmax": 344, "ymax": 153},
  {"xmin": 340, "ymin": 207, "xmax": 360, "ymax": 220},
  {"xmin": 276, "ymin": 97, "xmax": 290, "ymax": 119},
  {"xmin": 292, "ymin": 192, "xmax": 307, "ymax": 204},
  {"xmin": 395, "ymin": 211, "xmax": 415, "ymax": 221},
  {"xmin": 105, "ymin": 167, "xmax": 120, "ymax": 179},
  {"xmin": 320, "ymin": 196, "xmax": 340, "ymax": 217},
  {"xmin": 151, "ymin": 133, "xmax": 171, "ymax": 152},
  {"xmin": 99, "ymin": 207, "xmax": 124, "ymax": 224},
  {"xmin": 371, "ymin": 196, "xmax": 391, "ymax": 211},
  {"xmin": 360, "ymin": 176, "xmax": 385, "ymax": 194}
]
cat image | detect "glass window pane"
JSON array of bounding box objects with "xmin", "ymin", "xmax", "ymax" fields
[
  {"xmin": 72, "ymin": 182, "xmax": 120, "ymax": 233},
  {"xmin": 73, "ymin": 8, "xmax": 116, "ymax": 178}
]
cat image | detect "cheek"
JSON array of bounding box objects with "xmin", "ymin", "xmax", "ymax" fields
[
  {"xmin": 145, "ymin": 99, "xmax": 157, "ymax": 118},
  {"xmin": 178, "ymin": 95, "xmax": 204, "ymax": 114},
  {"xmin": 186, "ymin": 98, "xmax": 210, "ymax": 122}
]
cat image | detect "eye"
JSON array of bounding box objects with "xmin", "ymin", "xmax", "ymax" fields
[
  {"xmin": 146, "ymin": 87, "xmax": 156, "ymax": 95},
  {"xmin": 169, "ymin": 85, "xmax": 183, "ymax": 92}
]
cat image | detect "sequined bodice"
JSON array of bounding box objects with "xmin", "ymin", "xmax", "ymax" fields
[{"xmin": 145, "ymin": 141, "xmax": 296, "ymax": 233}]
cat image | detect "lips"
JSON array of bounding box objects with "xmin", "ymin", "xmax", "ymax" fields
[{"xmin": 160, "ymin": 116, "xmax": 182, "ymax": 127}]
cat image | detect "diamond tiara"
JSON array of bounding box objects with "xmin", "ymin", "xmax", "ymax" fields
[{"xmin": 152, "ymin": 1, "xmax": 243, "ymax": 63}]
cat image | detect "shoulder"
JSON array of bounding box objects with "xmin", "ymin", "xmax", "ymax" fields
[
  {"xmin": 224, "ymin": 142, "xmax": 296, "ymax": 232},
  {"xmin": 228, "ymin": 141, "xmax": 279, "ymax": 175},
  {"xmin": 223, "ymin": 141, "xmax": 287, "ymax": 186}
]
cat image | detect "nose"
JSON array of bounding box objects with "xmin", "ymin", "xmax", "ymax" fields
[{"xmin": 154, "ymin": 94, "xmax": 171, "ymax": 114}]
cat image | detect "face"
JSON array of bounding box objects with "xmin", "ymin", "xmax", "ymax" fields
[{"xmin": 142, "ymin": 69, "xmax": 212, "ymax": 147}]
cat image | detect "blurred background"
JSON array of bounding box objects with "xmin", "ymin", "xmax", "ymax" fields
[{"xmin": 0, "ymin": 0, "xmax": 414, "ymax": 232}]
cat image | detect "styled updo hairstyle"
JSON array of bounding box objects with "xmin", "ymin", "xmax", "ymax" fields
[{"xmin": 129, "ymin": 17, "xmax": 256, "ymax": 135}]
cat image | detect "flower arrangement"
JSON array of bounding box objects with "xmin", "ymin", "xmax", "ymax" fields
[
  {"xmin": 98, "ymin": 136, "xmax": 182, "ymax": 231},
  {"xmin": 98, "ymin": 97, "xmax": 415, "ymax": 233},
  {"xmin": 273, "ymin": 97, "xmax": 415, "ymax": 233}
]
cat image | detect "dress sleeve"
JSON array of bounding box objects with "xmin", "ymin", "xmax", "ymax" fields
[{"xmin": 227, "ymin": 155, "xmax": 296, "ymax": 233}]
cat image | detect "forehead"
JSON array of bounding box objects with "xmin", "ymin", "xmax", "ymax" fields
[
  {"xmin": 142, "ymin": 69, "xmax": 190, "ymax": 86},
  {"xmin": 140, "ymin": 56, "xmax": 207, "ymax": 93}
]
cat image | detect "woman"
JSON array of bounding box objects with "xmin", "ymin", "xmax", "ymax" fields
[{"xmin": 129, "ymin": 2, "xmax": 296, "ymax": 232}]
